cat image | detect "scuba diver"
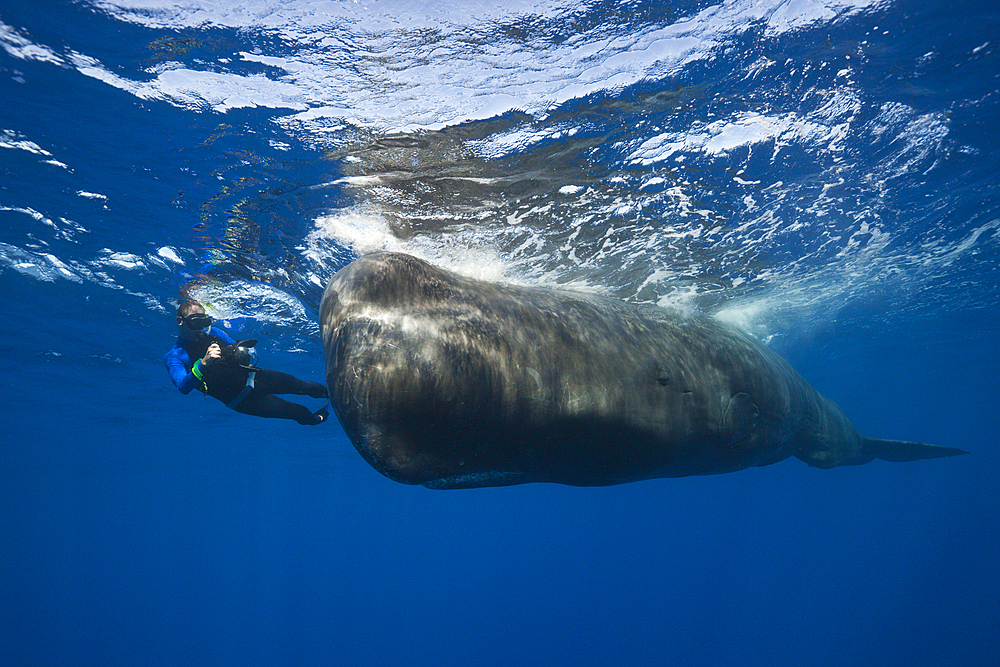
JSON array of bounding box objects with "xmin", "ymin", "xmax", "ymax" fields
[{"xmin": 164, "ymin": 300, "xmax": 329, "ymax": 425}]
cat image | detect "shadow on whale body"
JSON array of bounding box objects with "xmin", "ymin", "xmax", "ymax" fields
[{"xmin": 320, "ymin": 252, "xmax": 968, "ymax": 489}]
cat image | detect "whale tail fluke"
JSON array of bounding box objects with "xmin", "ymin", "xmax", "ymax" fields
[{"xmin": 862, "ymin": 437, "xmax": 970, "ymax": 464}]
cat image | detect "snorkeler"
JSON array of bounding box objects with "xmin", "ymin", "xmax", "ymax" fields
[{"xmin": 164, "ymin": 300, "xmax": 329, "ymax": 426}]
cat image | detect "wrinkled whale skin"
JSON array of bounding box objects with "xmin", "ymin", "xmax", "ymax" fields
[{"xmin": 320, "ymin": 252, "xmax": 967, "ymax": 488}]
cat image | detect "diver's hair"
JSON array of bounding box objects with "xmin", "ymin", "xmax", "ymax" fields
[{"xmin": 176, "ymin": 300, "xmax": 204, "ymax": 318}]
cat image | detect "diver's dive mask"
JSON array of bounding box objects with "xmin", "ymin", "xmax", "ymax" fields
[{"xmin": 183, "ymin": 313, "xmax": 213, "ymax": 330}]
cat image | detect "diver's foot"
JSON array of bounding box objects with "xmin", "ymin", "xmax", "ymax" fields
[
  {"xmin": 306, "ymin": 382, "xmax": 329, "ymax": 399},
  {"xmin": 309, "ymin": 407, "xmax": 329, "ymax": 426}
]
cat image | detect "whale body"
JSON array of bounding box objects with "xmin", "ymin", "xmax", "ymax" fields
[{"xmin": 320, "ymin": 251, "xmax": 967, "ymax": 488}]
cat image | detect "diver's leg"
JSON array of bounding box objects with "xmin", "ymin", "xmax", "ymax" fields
[
  {"xmin": 252, "ymin": 368, "xmax": 327, "ymax": 398},
  {"xmin": 234, "ymin": 392, "xmax": 324, "ymax": 425}
]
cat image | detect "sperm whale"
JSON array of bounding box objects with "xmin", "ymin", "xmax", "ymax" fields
[{"xmin": 320, "ymin": 252, "xmax": 967, "ymax": 488}]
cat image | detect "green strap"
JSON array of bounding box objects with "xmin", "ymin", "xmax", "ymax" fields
[{"xmin": 192, "ymin": 359, "xmax": 209, "ymax": 395}]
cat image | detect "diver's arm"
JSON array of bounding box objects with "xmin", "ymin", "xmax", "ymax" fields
[
  {"xmin": 164, "ymin": 346, "xmax": 202, "ymax": 395},
  {"xmin": 164, "ymin": 328, "xmax": 235, "ymax": 394}
]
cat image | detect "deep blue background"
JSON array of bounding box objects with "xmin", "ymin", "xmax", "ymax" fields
[
  {"xmin": 2, "ymin": 270, "xmax": 996, "ymax": 666},
  {"xmin": 2, "ymin": 1, "xmax": 998, "ymax": 665}
]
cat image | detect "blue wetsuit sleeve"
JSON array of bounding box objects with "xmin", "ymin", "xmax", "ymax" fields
[
  {"xmin": 164, "ymin": 328, "xmax": 236, "ymax": 394},
  {"xmin": 164, "ymin": 343, "xmax": 200, "ymax": 395}
]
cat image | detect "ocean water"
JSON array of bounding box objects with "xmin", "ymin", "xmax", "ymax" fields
[{"xmin": 1, "ymin": 0, "xmax": 998, "ymax": 664}]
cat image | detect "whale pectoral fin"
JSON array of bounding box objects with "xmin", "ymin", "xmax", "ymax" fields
[
  {"xmin": 862, "ymin": 437, "xmax": 970, "ymax": 463},
  {"xmin": 723, "ymin": 392, "xmax": 760, "ymax": 443},
  {"xmin": 423, "ymin": 471, "xmax": 528, "ymax": 489}
]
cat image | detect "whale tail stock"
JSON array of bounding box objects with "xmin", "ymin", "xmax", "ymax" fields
[
  {"xmin": 799, "ymin": 436, "xmax": 970, "ymax": 468},
  {"xmin": 861, "ymin": 437, "xmax": 970, "ymax": 464}
]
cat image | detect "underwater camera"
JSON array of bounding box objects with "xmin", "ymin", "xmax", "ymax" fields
[{"xmin": 221, "ymin": 339, "xmax": 259, "ymax": 369}]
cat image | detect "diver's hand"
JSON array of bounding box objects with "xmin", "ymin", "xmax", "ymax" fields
[{"xmin": 202, "ymin": 342, "xmax": 221, "ymax": 366}]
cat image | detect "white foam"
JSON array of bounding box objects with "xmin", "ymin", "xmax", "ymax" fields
[
  {"xmin": 77, "ymin": 191, "xmax": 107, "ymax": 200},
  {"xmin": 311, "ymin": 209, "xmax": 402, "ymax": 257},
  {"xmin": 157, "ymin": 247, "xmax": 184, "ymax": 264},
  {"xmin": 0, "ymin": 20, "xmax": 64, "ymax": 65},
  {"xmin": 0, "ymin": 242, "xmax": 83, "ymax": 283},
  {"xmin": 96, "ymin": 249, "xmax": 145, "ymax": 270},
  {"xmin": 304, "ymin": 207, "xmax": 512, "ymax": 283},
  {"xmin": 0, "ymin": 129, "xmax": 58, "ymax": 160},
  {"xmin": 188, "ymin": 279, "xmax": 319, "ymax": 338},
  {"xmin": 629, "ymin": 111, "xmax": 838, "ymax": 165},
  {"xmin": 11, "ymin": 1, "xmax": 874, "ymax": 134}
]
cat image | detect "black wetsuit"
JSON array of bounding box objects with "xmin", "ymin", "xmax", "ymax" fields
[{"xmin": 164, "ymin": 327, "xmax": 327, "ymax": 425}]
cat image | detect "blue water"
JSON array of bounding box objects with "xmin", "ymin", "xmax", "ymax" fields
[{"xmin": 2, "ymin": 1, "xmax": 998, "ymax": 665}]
